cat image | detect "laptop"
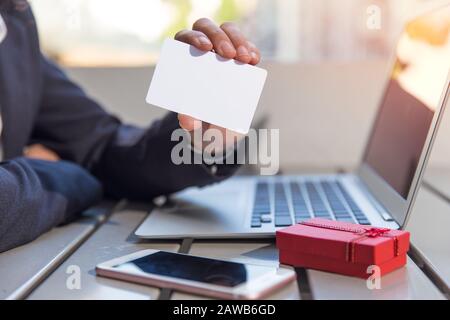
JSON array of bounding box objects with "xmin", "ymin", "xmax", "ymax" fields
[{"xmin": 136, "ymin": 6, "xmax": 450, "ymax": 239}]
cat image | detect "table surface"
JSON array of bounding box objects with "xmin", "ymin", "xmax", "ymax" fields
[
  {"xmin": 1, "ymin": 170, "xmax": 450, "ymax": 300},
  {"xmin": 424, "ymin": 168, "xmax": 450, "ymax": 200},
  {"xmin": 412, "ymin": 168, "xmax": 450, "ymax": 293},
  {"xmin": 0, "ymin": 204, "xmax": 111, "ymax": 300}
]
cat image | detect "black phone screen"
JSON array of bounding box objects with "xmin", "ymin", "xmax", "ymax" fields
[{"xmin": 112, "ymin": 251, "xmax": 273, "ymax": 288}]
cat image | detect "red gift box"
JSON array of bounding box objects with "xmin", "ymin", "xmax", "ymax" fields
[{"xmin": 276, "ymin": 218, "xmax": 410, "ymax": 278}]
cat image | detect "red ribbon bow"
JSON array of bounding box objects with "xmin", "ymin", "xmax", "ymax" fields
[
  {"xmin": 360, "ymin": 227, "xmax": 391, "ymax": 237},
  {"xmin": 300, "ymin": 221, "xmax": 399, "ymax": 263}
]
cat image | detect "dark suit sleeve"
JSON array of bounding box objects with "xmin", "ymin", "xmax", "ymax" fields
[
  {"xmin": 0, "ymin": 158, "xmax": 102, "ymax": 253},
  {"xmin": 31, "ymin": 55, "xmax": 239, "ymax": 201}
]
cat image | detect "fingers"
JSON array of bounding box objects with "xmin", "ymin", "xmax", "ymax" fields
[
  {"xmin": 174, "ymin": 29, "xmax": 213, "ymax": 52},
  {"xmin": 220, "ymin": 22, "xmax": 252, "ymax": 64},
  {"xmin": 208, "ymin": 124, "xmax": 245, "ymax": 148},
  {"xmin": 246, "ymin": 40, "xmax": 261, "ymax": 65},
  {"xmin": 193, "ymin": 18, "xmax": 236, "ymax": 59},
  {"xmin": 24, "ymin": 144, "xmax": 60, "ymax": 162},
  {"xmin": 190, "ymin": 18, "xmax": 261, "ymax": 64},
  {"xmin": 178, "ymin": 114, "xmax": 202, "ymax": 131}
]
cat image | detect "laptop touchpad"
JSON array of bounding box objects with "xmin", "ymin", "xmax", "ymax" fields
[{"xmin": 148, "ymin": 180, "xmax": 251, "ymax": 232}]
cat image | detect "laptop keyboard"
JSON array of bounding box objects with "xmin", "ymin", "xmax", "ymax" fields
[{"xmin": 250, "ymin": 179, "xmax": 370, "ymax": 228}]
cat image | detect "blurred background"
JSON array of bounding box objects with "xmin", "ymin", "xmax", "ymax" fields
[{"xmin": 29, "ymin": 0, "xmax": 450, "ymax": 171}]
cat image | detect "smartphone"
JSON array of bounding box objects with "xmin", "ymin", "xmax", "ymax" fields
[{"xmin": 96, "ymin": 249, "xmax": 296, "ymax": 299}]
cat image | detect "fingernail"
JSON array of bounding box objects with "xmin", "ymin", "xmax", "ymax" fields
[
  {"xmin": 198, "ymin": 36, "xmax": 211, "ymax": 46},
  {"xmin": 251, "ymin": 52, "xmax": 258, "ymax": 61},
  {"xmin": 236, "ymin": 45, "xmax": 249, "ymax": 58},
  {"xmin": 218, "ymin": 41, "xmax": 235, "ymax": 56},
  {"xmin": 247, "ymin": 41, "xmax": 257, "ymax": 50}
]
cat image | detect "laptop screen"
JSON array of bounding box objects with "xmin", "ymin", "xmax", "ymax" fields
[{"xmin": 364, "ymin": 6, "xmax": 450, "ymax": 198}]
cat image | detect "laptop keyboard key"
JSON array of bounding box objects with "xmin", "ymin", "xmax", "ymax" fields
[
  {"xmin": 251, "ymin": 182, "xmax": 271, "ymax": 226},
  {"xmin": 321, "ymin": 181, "xmax": 347, "ymax": 212},
  {"xmin": 332, "ymin": 181, "xmax": 374, "ymax": 225},
  {"xmin": 251, "ymin": 221, "xmax": 262, "ymax": 228},
  {"xmin": 252, "ymin": 179, "xmax": 372, "ymax": 229},
  {"xmin": 336, "ymin": 217, "xmax": 355, "ymax": 223},
  {"xmin": 275, "ymin": 216, "xmax": 293, "ymax": 227},
  {"xmin": 334, "ymin": 212, "xmax": 350, "ymax": 217},
  {"xmin": 253, "ymin": 210, "xmax": 270, "ymax": 216},
  {"xmin": 274, "ymin": 183, "xmax": 292, "ymax": 216},
  {"xmin": 295, "ymin": 217, "xmax": 309, "ymax": 223},
  {"xmin": 314, "ymin": 210, "xmax": 331, "ymax": 216},
  {"xmin": 305, "ymin": 182, "xmax": 330, "ymax": 215},
  {"xmin": 356, "ymin": 218, "xmax": 371, "ymax": 225},
  {"xmin": 290, "ymin": 182, "xmax": 311, "ymax": 216},
  {"xmin": 295, "ymin": 213, "xmax": 311, "ymax": 219},
  {"xmin": 275, "ymin": 211, "xmax": 291, "ymax": 216},
  {"xmin": 251, "ymin": 217, "xmax": 262, "ymax": 227}
]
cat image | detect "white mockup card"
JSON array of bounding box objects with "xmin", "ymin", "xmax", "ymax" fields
[{"xmin": 146, "ymin": 38, "xmax": 267, "ymax": 134}]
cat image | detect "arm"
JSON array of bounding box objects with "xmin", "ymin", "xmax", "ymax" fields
[
  {"xmin": 93, "ymin": 112, "xmax": 241, "ymax": 200},
  {"xmin": 31, "ymin": 18, "xmax": 261, "ymax": 201},
  {"xmin": 0, "ymin": 158, "xmax": 101, "ymax": 253},
  {"xmin": 30, "ymin": 56, "xmax": 238, "ymax": 200}
]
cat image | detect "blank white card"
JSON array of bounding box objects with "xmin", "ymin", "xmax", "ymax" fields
[{"xmin": 146, "ymin": 38, "xmax": 267, "ymax": 134}]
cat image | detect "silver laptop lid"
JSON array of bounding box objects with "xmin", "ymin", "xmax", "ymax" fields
[{"xmin": 358, "ymin": 5, "xmax": 450, "ymax": 228}]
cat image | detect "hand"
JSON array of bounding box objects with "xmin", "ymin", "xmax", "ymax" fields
[
  {"xmin": 174, "ymin": 18, "xmax": 261, "ymax": 150},
  {"xmin": 24, "ymin": 144, "xmax": 60, "ymax": 162}
]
